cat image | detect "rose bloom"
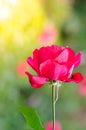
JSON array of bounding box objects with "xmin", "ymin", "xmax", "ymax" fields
[
  {"xmin": 45, "ymin": 121, "xmax": 62, "ymax": 130},
  {"xmin": 25, "ymin": 45, "xmax": 83, "ymax": 88},
  {"xmin": 78, "ymin": 78, "xmax": 86, "ymax": 96}
]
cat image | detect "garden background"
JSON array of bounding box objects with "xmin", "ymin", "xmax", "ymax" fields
[{"xmin": 0, "ymin": 0, "xmax": 86, "ymax": 130}]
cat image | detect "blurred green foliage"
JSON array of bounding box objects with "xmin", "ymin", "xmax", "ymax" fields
[
  {"xmin": 0, "ymin": 0, "xmax": 86, "ymax": 130},
  {"xmin": 21, "ymin": 106, "xmax": 44, "ymax": 130}
]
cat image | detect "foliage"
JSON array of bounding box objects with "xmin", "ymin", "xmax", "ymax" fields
[{"xmin": 21, "ymin": 106, "xmax": 44, "ymax": 130}]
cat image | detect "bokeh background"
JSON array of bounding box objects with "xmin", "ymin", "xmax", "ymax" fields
[{"xmin": 0, "ymin": 0, "xmax": 86, "ymax": 130}]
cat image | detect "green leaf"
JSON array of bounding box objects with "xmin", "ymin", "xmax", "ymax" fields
[{"xmin": 20, "ymin": 106, "xmax": 44, "ymax": 130}]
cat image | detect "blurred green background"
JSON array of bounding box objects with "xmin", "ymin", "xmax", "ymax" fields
[{"xmin": 0, "ymin": 0, "xmax": 86, "ymax": 130}]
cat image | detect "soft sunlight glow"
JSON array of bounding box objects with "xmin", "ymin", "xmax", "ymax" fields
[
  {"xmin": 0, "ymin": 0, "xmax": 18, "ymax": 20},
  {"xmin": 0, "ymin": 7, "xmax": 11, "ymax": 20},
  {"xmin": 6, "ymin": 0, "xmax": 17, "ymax": 5},
  {"xmin": 0, "ymin": 0, "xmax": 45, "ymax": 45}
]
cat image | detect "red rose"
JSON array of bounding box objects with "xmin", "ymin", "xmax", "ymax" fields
[{"xmin": 26, "ymin": 45, "xmax": 83, "ymax": 88}]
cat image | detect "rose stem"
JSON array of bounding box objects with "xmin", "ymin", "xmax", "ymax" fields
[{"xmin": 52, "ymin": 84, "xmax": 55, "ymax": 130}]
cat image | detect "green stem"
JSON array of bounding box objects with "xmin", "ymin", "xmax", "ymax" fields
[{"xmin": 52, "ymin": 84, "xmax": 55, "ymax": 130}]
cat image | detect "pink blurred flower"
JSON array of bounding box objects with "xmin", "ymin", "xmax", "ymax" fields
[
  {"xmin": 16, "ymin": 60, "xmax": 29, "ymax": 76},
  {"xmin": 38, "ymin": 25, "xmax": 58, "ymax": 46},
  {"xmin": 78, "ymin": 78, "xmax": 86, "ymax": 96},
  {"xmin": 45, "ymin": 121, "xmax": 62, "ymax": 130}
]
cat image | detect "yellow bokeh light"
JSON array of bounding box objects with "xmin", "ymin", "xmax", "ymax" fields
[
  {"xmin": 0, "ymin": 0, "xmax": 45, "ymax": 48},
  {"xmin": 0, "ymin": 0, "xmax": 18, "ymax": 20},
  {"xmin": 6, "ymin": 0, "xmax": 17, "ymax": 5},
  {"xmin": 0, "ymin": 7, "xmax": 11, "ymax": 20}
]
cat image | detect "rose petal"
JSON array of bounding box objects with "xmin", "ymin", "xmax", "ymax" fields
[
  {"xmin": 68, "ymin": 64, "xmax": 74, "ymax": 76},
  {"xmin": 27, "ymin": 49, "xmax": 39, "ymax": 72},
  {"xmin": 25, "ymin": 72, "xmax": 48, "ymax": 88},
  {"xmin": 38, "ymin": 45, "xmax": 63, "ymax": 64},
  {"xmin": 65, "ymin": 72, "xmax": 83, "ymax": 83},
  {"xmin": 71, "ymin": 72, "xmax": 83, "ymax": 83},
  {"xmin": 40, "ymin": 59, "xmax": 67, "ymax": 80},
  {"xmin": 27, "ymin": 57, "xmax": 36, "ymax": 70},
  {"xmin": 56, "ymin": 48, "xmax": 69, "ymax": 64},
  {"xmin": 33, "ymin": 49, "xmax": 39, "ymax": 70},
  {"xmin": 74, "ymin": 52, "xmax": 82, "ymax": 68},
  {"xmin": 66, "ymin": 47, "xmax": 75, "ymax": 61},
  {"xmin": 56, "ymin": 47, "xmax": 75, "ymax": 64}
]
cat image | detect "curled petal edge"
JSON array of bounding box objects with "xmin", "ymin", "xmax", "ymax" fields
[
  {"xmin": 25, "ymin": 72, "xmax": 48, "ymax": 88},
  {"xmin": 65, "ymin": 72, "xmax": 83, "ymax": 83}
]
